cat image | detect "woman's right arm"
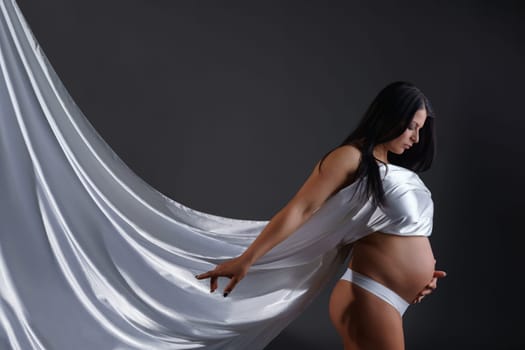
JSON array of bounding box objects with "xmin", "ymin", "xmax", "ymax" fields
[{"xmin": 195, "ymin": 145, "xmax": 361, "ymax": 296}]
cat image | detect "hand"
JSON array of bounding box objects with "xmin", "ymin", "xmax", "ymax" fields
[
  {"xmin": 412, "ymin": 262, "xmax": 447, "ymax": 304},
  {"xmin": 195, "ymin": 256, "xmax": 251, "ymax": 297}
]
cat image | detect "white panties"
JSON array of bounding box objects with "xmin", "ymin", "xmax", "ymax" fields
[{"xmin": 340, "ymin": 268, "xmax": 410, "ymax": 316}]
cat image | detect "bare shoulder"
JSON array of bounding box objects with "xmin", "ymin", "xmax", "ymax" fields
[
  {"xmin": 287, "ymin": 144, "xmax": 363, "ymax": 212},
  {"xmin": 319, "ymin": 144, "xmax": 362, "ymax": 174}
]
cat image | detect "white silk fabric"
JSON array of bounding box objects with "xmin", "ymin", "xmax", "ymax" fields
[{"xmin": 0, "ymin": 0, "xmax": 434, "ymax": 349}]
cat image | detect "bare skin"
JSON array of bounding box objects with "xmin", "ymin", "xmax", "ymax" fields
[
  {"xmin": 329, "ymin": 235, "xmax": 436, "ymax": 350},
  {"xmin": 196, "ymin": 108, "xmax": 447, "ymax": 348},
  {"xmin": 329, "ymin": 108, "xmax": 441, "ymax": 349}
]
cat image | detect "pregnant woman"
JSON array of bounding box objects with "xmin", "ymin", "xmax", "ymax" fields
[{"xmin": 197, "ymin": 81, "xmax": 447, "ymax": 349}]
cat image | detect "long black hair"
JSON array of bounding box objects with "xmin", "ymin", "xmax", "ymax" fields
[{"xmin": 319, "ymin": 81, "xmax": 436, "ymax": 207}]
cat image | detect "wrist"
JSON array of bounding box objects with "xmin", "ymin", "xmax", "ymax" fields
[{"xmin": 239, "ymin": 251, "xmax": 257, "ymax": 266}]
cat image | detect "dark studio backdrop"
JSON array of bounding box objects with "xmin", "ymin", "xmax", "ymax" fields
[{"xmin": 14, "ymin": 0, "xmax": 524, "ymax": 349}]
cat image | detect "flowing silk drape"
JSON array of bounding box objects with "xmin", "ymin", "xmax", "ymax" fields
[{"xmin": 0, "ymin": 1, "xmax": 433, "ymax": 349}]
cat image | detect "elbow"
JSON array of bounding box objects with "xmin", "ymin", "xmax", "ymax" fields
[
  {"xmin": 285, "ymin": 203, "xmax": 317, "ymax": 222},
  {"xmin": 302, "ymin": 204, "xmax": 319, "ymax": 219}
]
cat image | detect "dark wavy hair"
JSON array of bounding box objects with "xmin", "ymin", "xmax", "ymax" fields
[{"xmin": 319, "ymin": 81, "xmax": 436, "ymax": 207}]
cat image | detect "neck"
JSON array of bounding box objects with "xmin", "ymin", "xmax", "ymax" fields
[{"xmin": 373, "ymin": 144, "xmax": 389, "ymax": 164}]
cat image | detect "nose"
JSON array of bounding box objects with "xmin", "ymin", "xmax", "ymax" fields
[{"xmin": 411, "ymin": 130, "xmax": 419, "ymax": 144}]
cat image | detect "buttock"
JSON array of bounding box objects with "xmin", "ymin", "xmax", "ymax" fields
[{"xmin": 340, "ymin": 268, "xmax": 410, "ymax": 317}]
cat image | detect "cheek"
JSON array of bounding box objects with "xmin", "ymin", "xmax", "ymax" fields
[{"xmin": 395, "ymin": 133, "xmax": 409, "ymax": 143}]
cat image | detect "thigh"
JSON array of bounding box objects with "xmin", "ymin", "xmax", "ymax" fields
[{"xmin": 329, "ymin": 280, "xmax": 405, "ymax": 350}]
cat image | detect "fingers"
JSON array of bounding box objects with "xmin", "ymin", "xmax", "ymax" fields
[
  {"xmin": 412, "ymin": 296, "xmax": 424, "ymax": 304},
  {"xmin": 210, "ymin": 276, "xmax": 218, "ymax": 293},
  {"xmin": 195, "ymin": 270, "xmax": 215, "ymax": 280},
  {"xmin": 426, "ymin": 269, "xmax": 447, "ymax": 290},
  {"xmin": 434, "ymin": 270, "xmax": 447, "ymax": 278},
  {"xmin": 411, "ymin": 267, "xmax": 448, "ymax": 304},
  {"xmin": 195, "ymin": 268, "xmax": 229, "ymax": 281},
  {"xmin": 427, "ymin": 269, "xmax": 447, "ymax": 289},
  {"xmin": 195, "ymin": 270, "xmax": 221, "ymax": 293},
  {"xmin": 420, "ymin": 288, "xmax": 433, "ymax": 296},
  {"xmin": 413, "ymin": 273, "xmax": 447, "ymax": 304},
  {"xmin": 195, "ymin": 269, "xmax": 239, "ymax": 296},
  {"xmin": 413, "ymin": 286, "xmax": 432, "ymax": 303},
  {"xmin": 432, "ymin": 259, "xmax": 446, "ymax": 277},
  {"xmin": 428, "ymin": 278, "xmax": 437, "ymax": 290},
  {"xmin": 413, "ymin": 291, "xmax": 430, "ymax": 303},
  {"xmin": 223, "ymin": 278, "xmax": 239, "ymax": 297}
]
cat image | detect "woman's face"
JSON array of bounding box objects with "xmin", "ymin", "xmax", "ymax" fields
[{"xmin": 385, "ymin": 108, "xmax": 428, "ymax": 155}]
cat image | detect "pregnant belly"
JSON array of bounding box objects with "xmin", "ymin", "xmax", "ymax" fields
[{"xmin": 348, "ymin": 233, "xmax": 435, "ymax": 303}]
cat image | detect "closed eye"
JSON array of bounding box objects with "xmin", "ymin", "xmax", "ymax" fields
[{"xmin": 408, "ymin": 122, "xmax": 423, "ymax": 131}]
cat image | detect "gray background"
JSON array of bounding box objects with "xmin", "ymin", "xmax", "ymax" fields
[{"xmin": 15, "ymin": 0, "xmax": 524, "ymax": 349}]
